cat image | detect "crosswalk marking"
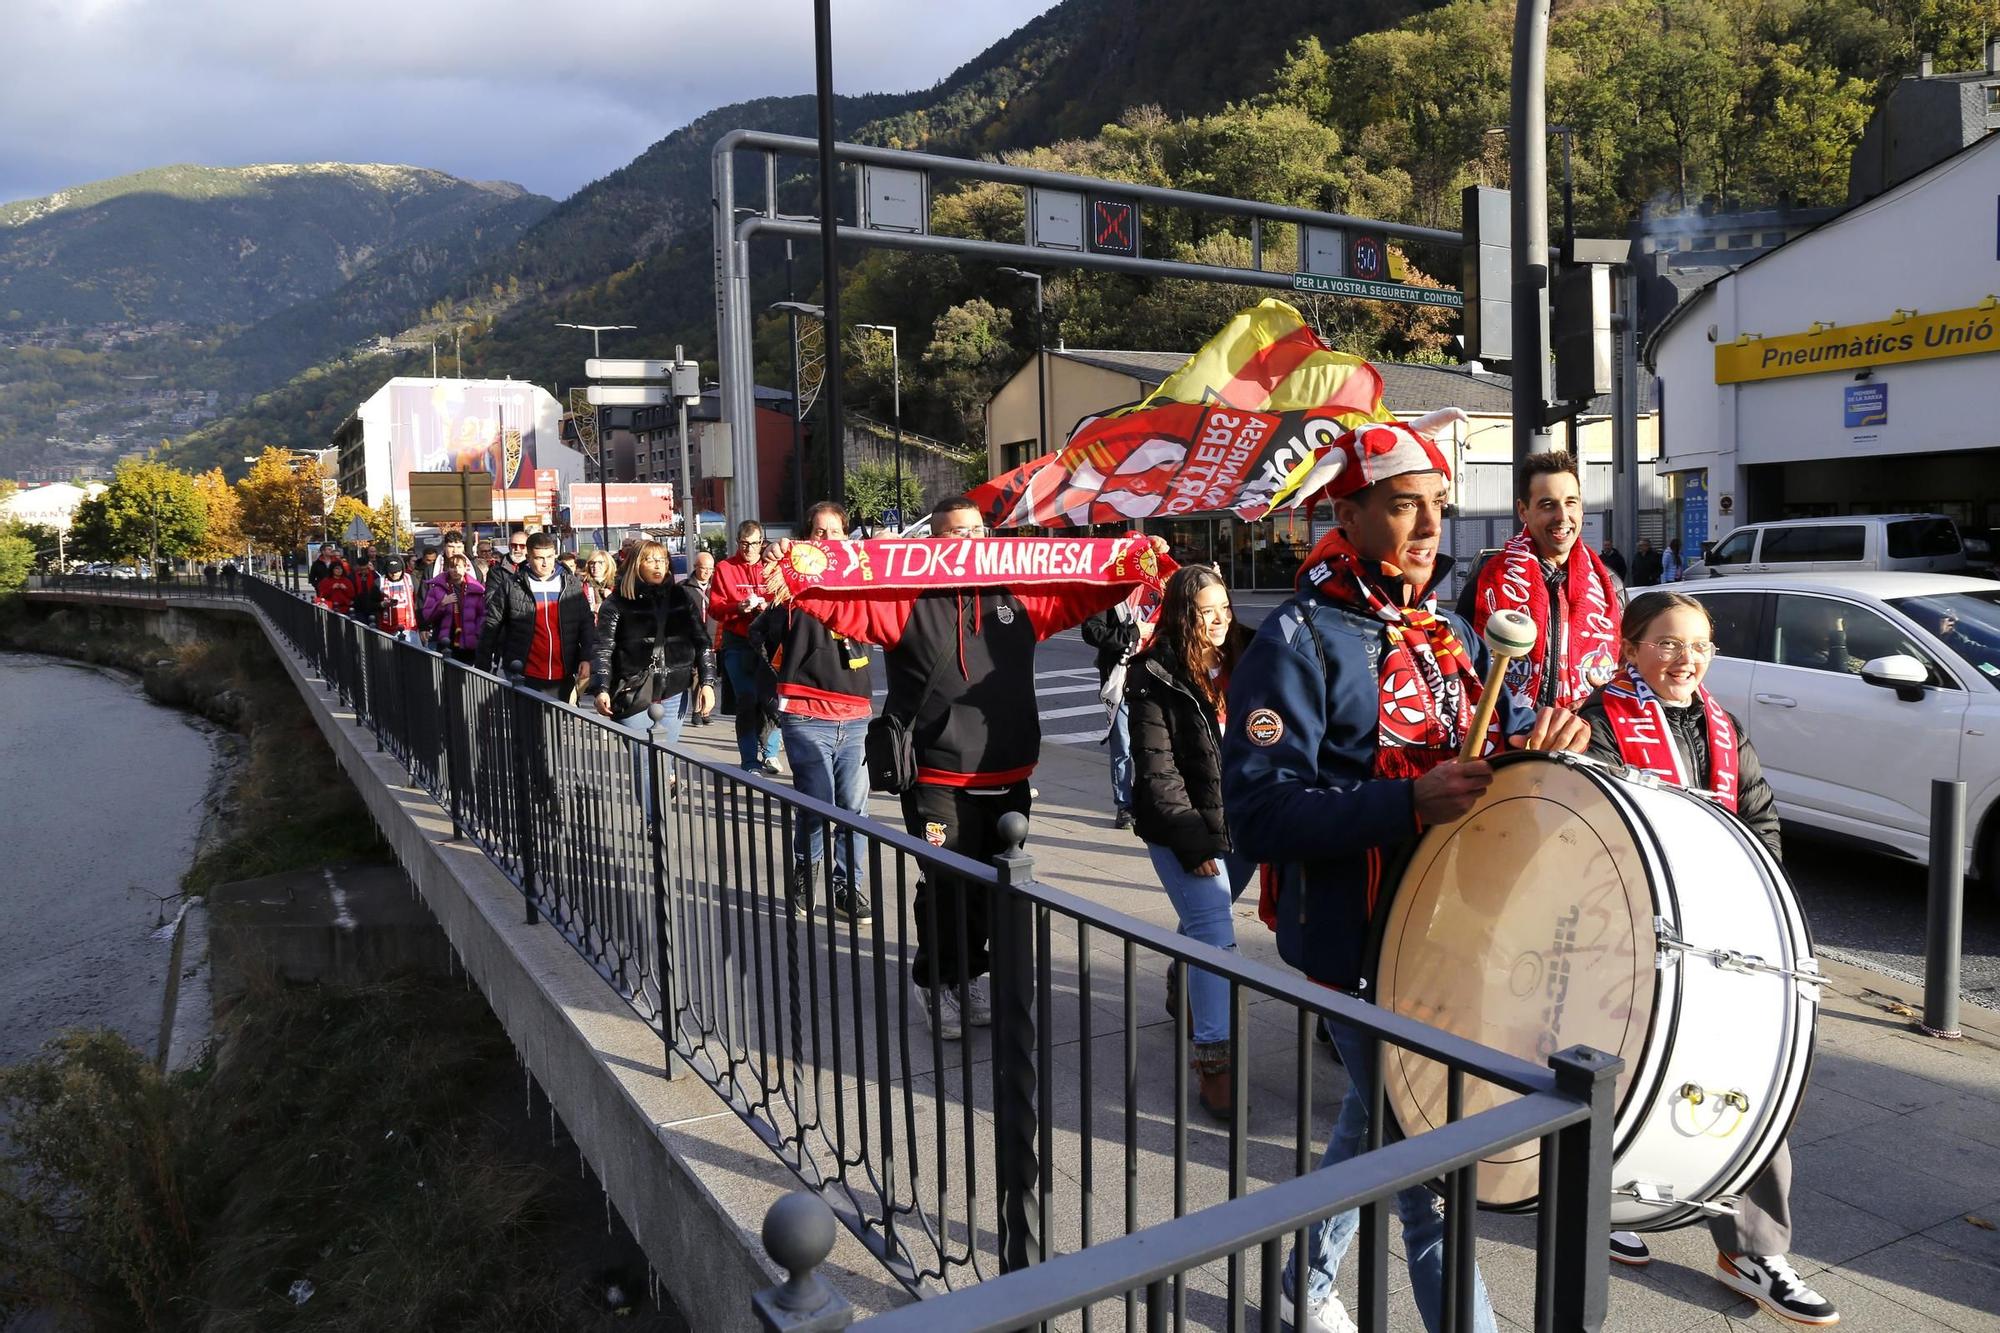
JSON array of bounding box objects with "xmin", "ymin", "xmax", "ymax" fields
[{"xmin": 866, "ymin": 665, "xmax": 1112, "ymax": 746}]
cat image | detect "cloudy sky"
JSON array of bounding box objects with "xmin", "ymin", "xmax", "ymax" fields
[{"xmin": 0, "ymin": 0, "xmax": 1057, "ymax": 205}]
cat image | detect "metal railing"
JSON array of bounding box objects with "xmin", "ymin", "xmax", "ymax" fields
[
  {"xmin": 27, "ymin": 568, "xmax": 257, "ymax": 599},
  {"xmin": 29, "ymin": 573, "xmax": 1621, "ymax": 1331}
]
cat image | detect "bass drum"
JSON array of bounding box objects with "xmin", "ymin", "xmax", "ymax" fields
[{"xmin": 1369, "ymin": 750, "xmax": 1818, "ymax": 1230}]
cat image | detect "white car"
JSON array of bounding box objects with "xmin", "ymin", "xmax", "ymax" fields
[{"xmin": 1677, "ymin": 573, "xmax": 2000, "ymax": 883}]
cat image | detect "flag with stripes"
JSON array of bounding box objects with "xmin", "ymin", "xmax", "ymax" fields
[{"xmin": 984, "ymin": 300, "xmax": 1392, "ymax": 529}]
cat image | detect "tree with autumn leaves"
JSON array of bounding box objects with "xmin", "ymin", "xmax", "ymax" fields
[{"xmin": 235, "ymin": 447, "xmax": 326, "ymax": 556}]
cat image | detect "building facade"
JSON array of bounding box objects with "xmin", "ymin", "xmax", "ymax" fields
[{"xmin": 1646, "ymin": 132, "xmax": 2000, "ymax": 556}]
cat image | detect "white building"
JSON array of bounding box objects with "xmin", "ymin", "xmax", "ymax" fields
[
  {"xmin": 0, "ymin": 481, "xmax": 107, "ymax": 530},
  {"xmin": 1645, "ymin": 131, "xmax": 2000, "ymax": 556},
  {"xmin": 329, "ymin": 377, "xmax": 580, "ymax": 524}
]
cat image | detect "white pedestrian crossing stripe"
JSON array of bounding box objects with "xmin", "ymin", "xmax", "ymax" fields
[{"xmin": 869, "ymin": 666, "xmax": 1110, "ymax": 744}]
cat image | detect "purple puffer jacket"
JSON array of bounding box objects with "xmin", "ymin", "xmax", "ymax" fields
[{"xmin": 422, "ymin": 574, "xmax": 487, "ymax": 650}]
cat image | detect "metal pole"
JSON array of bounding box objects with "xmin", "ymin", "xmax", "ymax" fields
[
  {"xmin": 1510, "ymin": 0, "xmax": 1555, "ymax": 466},
  {"xmin": 813, "ymin": 0, "xmax": 846, "ymax": 503},
  {"xmin": 1033, "ymin": 280, "xmax": 1047, "ymax": 461},
  {"xmin": 1613, "ymin": 267, "xmax": 1639, "ymax": 559},
  {"xmin": 890, "ymin": 332, "xmax": 902, "ymax": 531},
  {"xmin": 676, "ymin": 347, "xmax": 694, "ymax": 556},
  {"xmin": 595, "ymin": 330, "xmax": 612, "ymax": 552},
  {"xmin": 1922, "ymin": 779, "xmax": 1967, "ymax": 1039}
]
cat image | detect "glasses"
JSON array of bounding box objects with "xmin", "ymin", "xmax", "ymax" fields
[
  {"xmin": 509, "ymin": 543, "xmax": 527, "ymax": 552},
  {"xmin": 1641, "ymin": 637, "xmax": 1716, "ymax": 659},
  {"xmin": 740, "ymin": 538, "xmax": 765, "ymax": 548},
  {"xmin": 939, "ymin": 525, "xmax": 988, "ymax": 538}
]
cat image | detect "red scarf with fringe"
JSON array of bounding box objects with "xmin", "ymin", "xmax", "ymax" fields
[
  {"xmin": 1599, "ymin": 664, "xmax": 1739, "ymax": 811},
  {"xmin": 1297, "ymin": 529, "xmax": 1496, "ymax": 779},
  {"xmin": 1474, "ymin": 530, "xmax": 1621, "ymax": 709}
]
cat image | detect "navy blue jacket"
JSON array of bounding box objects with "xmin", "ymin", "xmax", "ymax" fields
[{"xmin": 1220, "ymin": 555, "xmax": 1530, "ymax": 993}]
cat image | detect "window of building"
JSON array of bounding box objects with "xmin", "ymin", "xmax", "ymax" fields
[
  {"xmin": 1729, "ymin": 234, "xmax": 1755, "ymax": 249},
  {"xmin": 1762, "ymin": 232, "xmax": 1788, "ymax": 247},
  {"xmin": 1987, "ymin": 83, "xmax": 2000, "ymax": 113}
]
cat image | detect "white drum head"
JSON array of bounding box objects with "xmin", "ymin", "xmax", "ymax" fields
[{"xmin": 1375, "ymin": 753, "xmax": 1659, "ymax": 1207}]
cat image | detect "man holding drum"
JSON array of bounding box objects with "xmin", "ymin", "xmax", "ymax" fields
[
  {"xmin": 1222, "ymin": 420, "xmax": 1588, "ymax": 1333},
  {"xmin": 1470, "ymin": 449, "xmax": 1623, "ymax": 713},
  {"xmin": 1577, "ymin": 591, "xmax": 1838, "ymax": 1325}
]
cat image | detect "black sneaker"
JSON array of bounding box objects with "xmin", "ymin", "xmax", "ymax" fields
[
  {"xmin": 785, "ymin": 859, "xmax": 812, "ymax": 917},
  {"xmin": 831, "ymin": 870, "xmax": 868, "ymax": 922},
  {"xmin": 1609, "ymin": 1231, "xmax": 1651, "ymax": 1266},
  {"xmin": 1113, "ymin": 806, "xmax": 1134, "ymax": 830},
  {"xmin": 1715, "ymin": 1252, "xmax": 1839, "ymax": 1325}
]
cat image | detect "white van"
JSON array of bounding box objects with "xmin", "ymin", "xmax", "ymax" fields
[{"xmin": 1685, "ymin": 513, "xmax": 1968, "ymax": 579}]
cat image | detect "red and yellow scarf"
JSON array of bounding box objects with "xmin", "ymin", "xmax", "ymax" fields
[
  {"xmin": 1298, "ymin": 530, "xmax": 1496, "ymax": 780},
  {"xmin": 766, "ymin": 536, "xmax": 1171, "ymax": 602},
  {"xmin": 1476, "ymin": 530, "xmax": 1621, "ymax": 710},
  {"xmin": 1599, "ymin": 663, "xmax": 1739, "ymax": 811}
]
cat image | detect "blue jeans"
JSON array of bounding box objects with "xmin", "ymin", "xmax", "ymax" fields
[
  {"xmin": 778, "ymin": 716, "xmax": 868, "ymax": 887},
  {"xmin": 1287, "ymin": 1023, "xmax": 1498, "ymax": 1333},
  {"xmin": 720, "ymin": 639, "xmax": 781, "ymax": 767},
  {"xmin": 615, "ymin": 692, "xmax": 686, "ymax": 809},
  {"xmin": 1145, "ymin": 844, "xmax": 1254, "ymax": 1046},
  {"xmin": 1108, "ymin": 695, "xmax": 1133, "ymax": 810}
]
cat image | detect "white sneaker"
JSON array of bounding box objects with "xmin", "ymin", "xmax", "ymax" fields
[
  {"xmin": 1610, "ymin": 1230, "xmax": 1652, "ymax": 1266},
  {"xmin": 1279, "ymin": 1289, "xmax": 1357, "ymax": 1333},
  {"xmin": 1715, "ymin": 1252, "xmax": 1839, "ymax": 1325},
  {"xmin": 964, "ymin": 976, "xmax": 992, "ymax": 1026},
  {"xmin": 915, "ymin": 982, "xmax": 963, "ymax": 1041}
]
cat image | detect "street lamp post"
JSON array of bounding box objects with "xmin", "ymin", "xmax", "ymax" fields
[
  {"xmin": 855, "ymin": 323, "xmax": 902, "ymax": 531},
  {"xmin": 558, "ymin": 321, "xmax": 636, "ymax": 551},
  {"xmin": 772, "ymin": 301, "xmax": 823, "ymax": 530},
  {"xmin": 997, "ymin": 268, "xmax": 1047, "ymax": 468}
]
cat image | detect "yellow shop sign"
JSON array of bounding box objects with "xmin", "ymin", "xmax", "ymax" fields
[{"xmin": 1714, "ymin": 302, "xmax": 2000, "ymax": 383}]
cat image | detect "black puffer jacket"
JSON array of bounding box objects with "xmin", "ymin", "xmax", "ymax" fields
[
  {"xmin": 1577, "ymin": 689, "xmax": 1783, "ymax": 858},
  {"xmin": 590, "ymin": 577, "xmax": 715, "ymax": 710},
  {"xmin": 1126, "ymin": 634, "xmax": 1248, "ymax": 870}
]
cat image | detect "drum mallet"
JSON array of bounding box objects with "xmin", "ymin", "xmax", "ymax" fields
[{"xmin": 1458, "ymin": 609, "xmax": 1538, "ymax": 761}]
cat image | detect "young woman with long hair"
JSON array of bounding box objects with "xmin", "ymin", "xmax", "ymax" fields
[
  {"xmin": 589, "ymin": 540, "xmax": 716, "ymax": 746},
  {"xmin": 1124, "ymin": 564, "xmax": 1255, "ymax": 1119}
]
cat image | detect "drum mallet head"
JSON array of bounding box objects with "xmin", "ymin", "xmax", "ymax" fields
[
  {"xmin": 1483, "ymin": 608, "xmax": 1539, "ymax": 661},
  {"xmin": 1460, "ymin": 610, "xmax": 1539, "ymax": 761}
]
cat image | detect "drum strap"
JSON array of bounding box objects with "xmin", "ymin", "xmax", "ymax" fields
[{"xmin": 1600, "ymin": 665, "xmax": 1739, "ymax": 811}]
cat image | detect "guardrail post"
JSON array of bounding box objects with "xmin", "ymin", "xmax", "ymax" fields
[
  {"xmin": 506, "ymin": 662, "xmax": 541, "ymax": 925},
  {"xmin": 1544, "ymin": 1045, "xmax": 1620, "ymax": 1333},
  {"xmin": 441, "ymin": 661, "xmax": 465, "ymax": 841},
  {"xmin": 648, "ymin": 701, "xmax": 681, "ymax": 1080},
  {"xmin": 990, "ymin": 809, "xmax": 1041, "ymax": 1272},
  {"xmin": 751, "ymin": 1193, "xmax": 852, "ymax": 1332},
  {"xmin": 1922, "ymin": 778, "xmax": 1967, "ymax": 1039}
]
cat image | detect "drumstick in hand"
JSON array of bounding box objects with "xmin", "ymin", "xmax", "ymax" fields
[{"xmin": 1458, "ymin": 609, "xmax": 1538, "ymax": 761}]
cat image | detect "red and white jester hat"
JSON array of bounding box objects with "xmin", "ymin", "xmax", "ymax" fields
[{"xmin": 1304, "ymin": 407, "xmax": 1465, "ymax": 503}]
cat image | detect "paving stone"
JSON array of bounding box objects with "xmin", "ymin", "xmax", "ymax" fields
[
  {"xmin": 1840, "ymin": 1234, "xmax": 2000, "ymax": 1332},
  {"xmin": 1785, "ymin": 1081, "xmax": 1900, "ymax": 1146},
  {"xmin": 1792, "ymin": 1134, "xmax": 1996, "ymax": 1233},
  {"xmin": 1923, "ymin": 1203, "xmax": 2000, "ymax": 1267},
  {"xmin": 1840, "ymin": 1114, "xmax": 2000, "ymax": 1199},
  {"xmin": 1806, "ymin": 1038, "xmax": 1960, "ymax": 1113}
]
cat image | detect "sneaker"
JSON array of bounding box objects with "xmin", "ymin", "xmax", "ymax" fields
[
  {"xmin": 1113, "ymin": 806, "xmax": 1134, "ymax": 830},
  {"xmin": 760, "ymin": 753, "xmax": 785, "ymax": 777},
  {"xmin": 1610, "ymin": 1231, "xmax": 1651, "ymax": 1266},
  {"xmin": 1279, "ymin": 1288, "xmax": 1358, "ymax": 1333},
  {"xmin": 1714, "ymin": 1252, "xmax": 1839, "ymax": 1325},
  {"xmin": 785, "ymin": 859, "xmax": 812, "ymax": 917},
  {"xmin": 831, "ymin": 870, "xmax": 868, "ymax": 922},
  {"xmin": 915, "ymin": 982, "xmax": 963, "ymax": 1041},
  {"xmin": 963, "ymin": 976, "xmax": 992, "ymax": 1027}
]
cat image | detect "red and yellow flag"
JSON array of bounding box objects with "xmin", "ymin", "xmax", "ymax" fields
[{"xmin": 985, "ymin": 301, "xmax": 1392, "ymax": 529}]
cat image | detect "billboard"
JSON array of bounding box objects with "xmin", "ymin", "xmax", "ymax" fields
[
  {"xmin": 567, "ymin": 483, "xmax": 676, "ymax": 527},
  {"xmin": 387, "ymin": 381, "xmax": 546, "ymax": 497}
]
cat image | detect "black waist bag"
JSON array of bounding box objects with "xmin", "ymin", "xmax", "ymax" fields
[{"xmin": 865, "ymin": 637, "xmax": 952, "ymax": 795}]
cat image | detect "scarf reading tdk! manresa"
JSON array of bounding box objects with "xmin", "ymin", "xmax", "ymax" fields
[
  {"xmin": 1297, "ymin": 528, "xmax": 1497, "ymax": 780},
  {"xmin": 1477, "ymin": 531, "xmax": 1621, "ymax": 709},
  {"xmin": 765, "ymin": 536, "xmax": 1175, "ymax": 603}
]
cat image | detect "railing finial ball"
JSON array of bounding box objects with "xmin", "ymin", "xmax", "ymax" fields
[
  {"xmin": 998, "ymin": 810, "xmax": 1030, "ymax": 852},
  {"xmin": 762, "ymin": 1192, "xmax": 836, "ymax": 1310}
]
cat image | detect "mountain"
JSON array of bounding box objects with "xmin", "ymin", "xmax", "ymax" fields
[{"xmin": 0, "ymin": 163, "xmax": 554, "ymax": 330}]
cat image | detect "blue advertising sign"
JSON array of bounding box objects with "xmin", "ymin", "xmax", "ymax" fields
[
  {"xmin": 1844, "ymin": 382, "xmax": 1887, "ymax": 428},
  {"xmin": 1682, "ymin": 469, "xmax": 1709, "ymax": 558}
]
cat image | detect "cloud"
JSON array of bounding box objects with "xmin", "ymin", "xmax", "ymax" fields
[{"xmin": 0, "ymin": 0, "xmax": 1056, "ymax": 204}]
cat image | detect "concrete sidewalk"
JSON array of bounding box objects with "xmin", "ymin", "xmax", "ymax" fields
[{"xmin": 678, "ymin": 708, "xmax": 2000, "ymax": 1331}]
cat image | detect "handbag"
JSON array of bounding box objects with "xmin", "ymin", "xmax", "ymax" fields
[
  {"xmin": 610, "ymin": 595, "xmax": 678, "ymax": 718},
  {"xmin": 864, "ymin": 631, "xmax": 956, "ymax": 795}
]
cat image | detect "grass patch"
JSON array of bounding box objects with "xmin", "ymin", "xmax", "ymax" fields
[{"xmin": 2, "ymin": 976, "xmax": 684, "ymax": 1331}]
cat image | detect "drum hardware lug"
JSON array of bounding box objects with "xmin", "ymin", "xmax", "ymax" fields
[
  {"xmin": 1653, "ymin": 916, "xmax": 1682, "ymax": 970},
  {"xmin": 1721, "ymin": 1089, "xmax": 1751, "ymax": 1113},
  {"xmin": 1678, "ymin": 1081, "xmax": 1706, "ymax": 1106},
  {"xmin": 1653, "ymin": 928, "xmax": 1824, "ymax": 990},
  {"xmin": 1616, "ymin": 1181, "xmax": 1741, "ymax": 1217}
]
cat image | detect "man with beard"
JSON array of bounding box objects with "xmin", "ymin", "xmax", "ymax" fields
[{"xmin": 1470, "ymin": 450, "xmax": 1623, "ymax": 713}]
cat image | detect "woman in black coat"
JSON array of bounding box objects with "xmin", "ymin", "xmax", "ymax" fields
[
  {"xmin": 1124, "ymin": 564, "xmax": 1254, "ymax": 1120},
  {"xmin": 589, "ymin": 540, "xmax": 717, "ymax": 744}
]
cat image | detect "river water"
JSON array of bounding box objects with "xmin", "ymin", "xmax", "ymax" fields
[{"xmin": 0, "ymin": 652, "xmax": 221, "ymax": 1067}]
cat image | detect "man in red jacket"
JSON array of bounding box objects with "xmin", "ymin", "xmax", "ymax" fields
[
  {"xmin": 788, "ymin": 496, "xmax": 1156, "ymax": 1040},
  {"xmin": 709, "ymin": 520, "xmax": 785, "ymax": 773}
]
